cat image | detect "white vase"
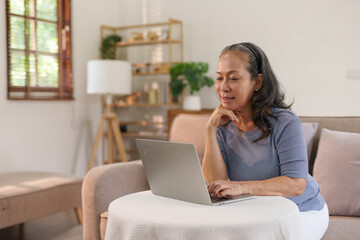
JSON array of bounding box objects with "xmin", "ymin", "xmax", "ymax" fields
[{"xmin": 183, "ymin": 95, "xmax": 201, "ymax": 110}]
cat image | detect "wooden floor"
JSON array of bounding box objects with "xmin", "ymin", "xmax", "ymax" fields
[{"xmin": 0, "ymin": 210, "xmax": 82, "ymax": 240}]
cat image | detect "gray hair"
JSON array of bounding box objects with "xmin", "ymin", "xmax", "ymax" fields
[{"xmin": 220, "ymin": 42, "xmax": 261, "ymax": 78}]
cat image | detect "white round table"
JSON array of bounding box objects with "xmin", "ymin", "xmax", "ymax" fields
[{"xmin": 105, "ymin": 191, "xmax": 304, "ymax": 240}]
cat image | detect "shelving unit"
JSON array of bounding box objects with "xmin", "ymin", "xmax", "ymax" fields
[
  {"xmin": 117, "ymin": 39, "xmax": 182, "ymax": 47},
  {"xmin": 100, "ymin": 18, "xmax": 183, "ymax": 160},
  {"xmin": 114, "ymin": 102, "xmax": 170, "ymax": 107}
]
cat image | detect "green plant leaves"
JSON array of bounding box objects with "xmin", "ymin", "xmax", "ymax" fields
[
  {"xmin": 169, "ymin": 62, "xmax": 214, "ymax": 97},
  {"xmin": 101, "ymin": 35, "xmax": 121, "ymax": 59}
]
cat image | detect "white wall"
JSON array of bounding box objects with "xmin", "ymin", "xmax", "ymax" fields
[
  {"xmin": 0, "ymin": 0, "xmax": 125, "ymax": 175},
  {"xmin": 125, "ymin": 0, "xmax": 360, "ymax": 116},
  {"xmin": 1, "ymin": 0, "xmax": 359, "ymax": 174}
]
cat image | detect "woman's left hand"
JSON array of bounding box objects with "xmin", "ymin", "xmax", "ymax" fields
[{"xmin": 207, "ymin": 180, "xmax": 245, "ymax": 198}]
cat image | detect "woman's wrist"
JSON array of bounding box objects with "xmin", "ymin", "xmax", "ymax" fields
[
  {"xmin": 206, "ymin": 124, "xmax": 218, "ymax": 135},
  {"xmin": 237, "ymin": 181, "xmax": 250, "ymax": 195}
]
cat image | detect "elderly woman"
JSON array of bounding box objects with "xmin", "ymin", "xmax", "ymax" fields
[{"xmin": 202, "ymin": 42, "xmax": 328, "ymax": 240}]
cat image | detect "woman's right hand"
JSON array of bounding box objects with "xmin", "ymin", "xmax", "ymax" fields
[{"xmin": 206, "ymin": 105, "xmax": 239, "ymax": 132}]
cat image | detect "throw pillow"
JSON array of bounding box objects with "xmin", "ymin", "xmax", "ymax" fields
[
  {"xmin": 302, "ymin": 122, "xmax": 318, "ymax": 160},
  {"xmin": 313, "ymin": 128, "xmax": 360, "ymax": 216}
]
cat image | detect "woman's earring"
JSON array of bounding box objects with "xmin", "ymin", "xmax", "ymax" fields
[{"xmin": 255, "ymin": 89, "xmax": 259, "ymax": 92}]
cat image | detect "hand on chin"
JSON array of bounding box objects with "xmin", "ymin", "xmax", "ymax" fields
[
  {"xmin": 221, "ymin": 102, "xmax": 236, "ymax": 111},
  {"xmin": 221, "ymin": 103, "xmax": 242, "ymax": 115}
]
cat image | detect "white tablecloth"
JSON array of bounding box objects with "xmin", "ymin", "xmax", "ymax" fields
[{"xmin": 105, "ymin": 191, "xmax": 304, "ymax": 240}]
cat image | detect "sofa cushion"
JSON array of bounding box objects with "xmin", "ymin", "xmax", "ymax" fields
[
  {"xmin": 169, "ymin": 114, "xmax": 210, "ymax": 162},
  {"xmin": 302, "ymin": 122, "xmax": 318, "ymax": 160},
  {"xmin": 322, "ymin": 216, "xmax": 360, "ymax": 240},
  {"xmin": 313, "ymin": 128, "xmax": 360, "ymax": 216}
]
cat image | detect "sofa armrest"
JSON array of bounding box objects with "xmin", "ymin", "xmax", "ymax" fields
[{"xmin": 82, "ymin": 160, "xmax": 149, "ymax": 240}]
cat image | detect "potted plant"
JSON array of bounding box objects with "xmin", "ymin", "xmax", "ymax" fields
[
  {"xmin": 169, "ymin": 62, "xmax": 214, "ymax": 110},
  {"xmin": 101, "ymin": 34, "xmax": 122, "ymax": 59}
]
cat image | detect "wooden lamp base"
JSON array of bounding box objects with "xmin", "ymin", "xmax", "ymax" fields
[{"xmin": 87, "ymin": 113, "xmax": 128, "ymax": 171}]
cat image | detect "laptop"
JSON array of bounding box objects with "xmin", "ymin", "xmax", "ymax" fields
[{"xmin": 135, "ymin": 138, "xmax": 256, "ymax": 206}]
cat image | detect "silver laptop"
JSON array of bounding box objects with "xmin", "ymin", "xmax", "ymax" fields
[{"xmin": 135, "ymin": 138, "xmax": 256, "ymax": 206}]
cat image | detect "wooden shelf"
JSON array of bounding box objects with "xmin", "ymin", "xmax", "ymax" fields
[
  {"xmin": 114, "ymin": 102, "xmax": 174, "ymax": 107},
  {"xmin": 122, "ymin": 131, "xmax": 167, "ymax": 137},
  {"xmin": 104, "ymin": 130, "xmax": 167, "ymax": 137},
  {"xmin": 101, "ymin": 18, "xmax": 182, "ymax": 31},
  {"xmin": 120, "ymin": 121, "xmax": 167, "ymax": 126},
  {"xmin": 117, "ymin": 39, "xmax": 181, "ymax": 47},
  {"xmin": 133, "ymin": 71, "xmax": 169, "ymax": 76},
  {"xmin": 132, "ymin": 62, "xmax": 171, "ymax": 76}
]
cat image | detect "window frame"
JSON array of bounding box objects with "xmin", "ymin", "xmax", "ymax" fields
[{"xmin": 6, "ymin": 0, "xmax": 73, "ymax": 100}]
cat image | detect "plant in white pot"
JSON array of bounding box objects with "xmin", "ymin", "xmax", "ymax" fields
[{"xmin": 169, "ymin": 62, "xmax": 214, "ymax": 110}]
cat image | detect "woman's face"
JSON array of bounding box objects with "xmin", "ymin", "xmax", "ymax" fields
[{"xmin": 216, "ymin": 52, "xmax": 259, "ymax": 112}]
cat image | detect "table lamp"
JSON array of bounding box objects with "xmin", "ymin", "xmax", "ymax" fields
[{"xmin": 87, "ymin": 59, "xmax": 131, "ymax": 170}]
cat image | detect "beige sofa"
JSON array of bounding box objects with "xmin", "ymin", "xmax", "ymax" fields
[{"xmin": 82, "ymin": 114, "xmax": 360, "ymax": 240}]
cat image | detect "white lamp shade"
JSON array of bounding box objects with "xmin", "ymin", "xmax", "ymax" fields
[{"xmin": 87, "ymin": 60, "xmax": 132, "ymax": 95}]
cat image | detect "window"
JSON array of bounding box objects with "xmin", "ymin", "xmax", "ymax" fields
[{"xmin": 6, "ymin": 0, "xmax": 73, "ymax": 100}]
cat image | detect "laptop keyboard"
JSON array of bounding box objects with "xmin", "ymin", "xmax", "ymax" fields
[{"xmin": 211, "ymin": 196, "xmax": 231, "ymax": 203}]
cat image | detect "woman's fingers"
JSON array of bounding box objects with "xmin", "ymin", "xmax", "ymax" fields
[
  {"xmin": 208, "ymin": 180, "xmax": 229, "ymax": 197},
  {"xmin": 212, "ymin": 184, "xmax": 225, "ymax": 197},
  {"xmin": 217, "ymin": 188, "xmax": 231, "ymax": 197},
  {"xmin": 207, "ymin": 181, "xmax": 218, "ymax": 195},
  {"xmin": 219, "ymin": 115, "xmax": 231, "ymax": 125},
  {"xmin": 208, "ymin": 180, "xmax": 243, "ymax": 197},
  {"xmin": 217, "ymin": 106, "xmax": 237, "ymax": 122},
  {"xmin": 209, "ymin": 105, "xmax": 239, "ymax": 127}
]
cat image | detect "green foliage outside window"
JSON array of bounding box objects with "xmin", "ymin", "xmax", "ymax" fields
[{"xmin": 8, "ymin": 0, "xmax": 60, "ymax": 90}]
